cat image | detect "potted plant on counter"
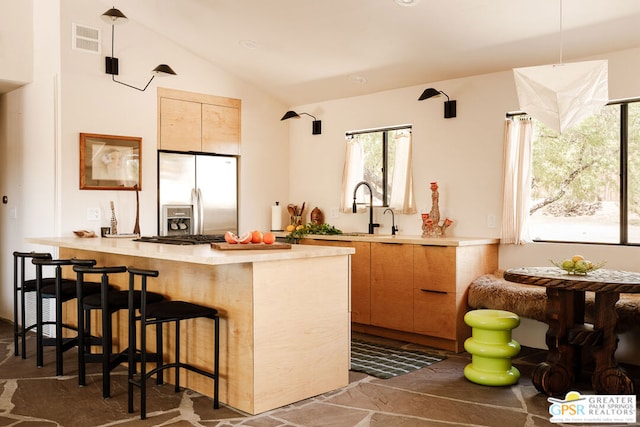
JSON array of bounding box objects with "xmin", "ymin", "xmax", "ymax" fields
[{"xmin": 286, "ymin": 223, "xmax": 343, "ymax": 243}]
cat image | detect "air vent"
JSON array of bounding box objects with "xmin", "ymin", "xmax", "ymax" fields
[{"xmin": 72, "ymin": 23, "xmax": 101, "ymax": 54}]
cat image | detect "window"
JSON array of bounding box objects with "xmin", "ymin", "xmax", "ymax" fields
[
  {"xmin": 341, "ymin": 125, "xmax": 415, "ymax": 214},
  {"xmin": 528, "ymin": 100, "xmax": 640, "ymax": 244}
]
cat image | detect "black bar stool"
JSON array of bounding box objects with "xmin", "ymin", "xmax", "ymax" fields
[
  {"xmin": 127, "ymin": 267, "xmax": 220, "ymax": 420},
  {"xmin": 32, "ymin": 257, "xmax": 100, "ymax": 375},
  {"xmin": 74, "ymin": 265, "xmax": 164, "ymax": 399},
  {"xmin": 13, "ymin": 251, "xmax": 53, "ymax": 358}
]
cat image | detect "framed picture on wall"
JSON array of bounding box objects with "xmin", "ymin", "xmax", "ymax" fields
[{"xmin": 79, "ymin": 133, "xmax": 142, "ymax": 190}]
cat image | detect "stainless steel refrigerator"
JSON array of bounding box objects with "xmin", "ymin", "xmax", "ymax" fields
[{"xmin": 158, "ymin": 151, "xmax": 238, "ymax": 235}]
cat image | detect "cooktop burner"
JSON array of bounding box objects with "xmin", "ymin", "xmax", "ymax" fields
[{"xmin": 135, "ymin": 234, "xmax": 226, "ymax": 245}]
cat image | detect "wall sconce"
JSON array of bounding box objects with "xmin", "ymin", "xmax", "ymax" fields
[
  {"xmin": 418, "ymin": 88, "xmax": 457, "ymax": 118},
  {"xmin": 101, "ymin": 7, "xmax": 176, "ymax": 91},
  {"xmin": 280, "ymin": 110, "xmax": 322, "ymax": 135}
]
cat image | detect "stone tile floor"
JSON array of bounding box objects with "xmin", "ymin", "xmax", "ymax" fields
[{"xmin": 0, "ymin": 319, "xmax": 638, "ymax": 426}]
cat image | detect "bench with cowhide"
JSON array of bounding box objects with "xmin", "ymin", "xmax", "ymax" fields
[{"xmin": 467, "ymin": 272, "xmax": 640, "ymax": 333}]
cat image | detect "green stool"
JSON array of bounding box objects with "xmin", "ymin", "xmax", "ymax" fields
[{"xmin": 463, "ymin": 309, "xmax": 521, "ymax": 386}]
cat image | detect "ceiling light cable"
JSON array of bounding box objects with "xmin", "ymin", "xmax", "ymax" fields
[{"xmin": 559, "ymin": 0, "xmax": 563, "ymax": 65}]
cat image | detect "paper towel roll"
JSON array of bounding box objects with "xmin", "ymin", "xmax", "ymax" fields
[{"xmin": 271, "ymin": 204, "xmax": 283, "ymax": 231}]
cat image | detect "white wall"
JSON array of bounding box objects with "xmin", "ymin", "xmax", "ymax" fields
[
  {"xmin": 287, "ymin": 71, "xmax": 511, "ymax": 237},
  {"xmin": 0, "ymin": 0, "xmax": 289, "ymax": 321},
  {"xmin": 58, "ymin": 0, "xmax": 289, "ymax": 238},
  {"xmin": 0, "ymin": 0, "xmax": 61, "ymax": 321},
  {"xmin": 287, "ymin": 47, "xmax": 640, "ymax": 243},
  {"xmin": 0, "ymin": 0, "xmax": 33, "ymax": 92}
]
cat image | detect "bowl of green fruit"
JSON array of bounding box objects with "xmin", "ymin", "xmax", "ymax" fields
[{"xmin": 550, "ymin": 255, "xmax": 606, "ymax": 275}]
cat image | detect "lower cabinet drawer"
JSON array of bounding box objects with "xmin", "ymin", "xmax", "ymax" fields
[{"xmin": 413, "ymin": 289, "xmax": 456, "ymax": 339}]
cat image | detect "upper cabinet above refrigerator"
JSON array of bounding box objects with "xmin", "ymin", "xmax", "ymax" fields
[{"xmin": 158, "ymin": 87, "xmax": 241, "ymax": 155}]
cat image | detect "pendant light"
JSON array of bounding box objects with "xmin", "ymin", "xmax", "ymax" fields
[{"xmin": 512, "ymin": 0, "xmax": 608, "ymax": 134}]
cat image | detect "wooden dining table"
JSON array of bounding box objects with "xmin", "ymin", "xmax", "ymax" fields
[{"xmin": 503, "ymin": 266, "xmax": 640, "ymax": 397}]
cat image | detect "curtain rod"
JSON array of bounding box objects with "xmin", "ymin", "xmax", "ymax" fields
[
  {"xmin": 346, "ymin": 124, "xmax": 412, "ymax": 137},
  {"xmin": 505, "ymin": 111, "xmax": 528, "ymax": 118}
]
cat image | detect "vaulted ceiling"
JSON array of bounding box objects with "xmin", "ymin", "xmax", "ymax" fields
[{"xmin": 101, "ymin": 0, "xmax": 640, "ymax": 105}]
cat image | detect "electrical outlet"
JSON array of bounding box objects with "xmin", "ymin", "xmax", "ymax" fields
[
  {"xmin": 87, "ymin": 208, "xmax": 101, "ymax": 221},
  {"xmin": 330, "ymin": 207, "xmax": 339, "ymax": 218},
  {"xmin": 487, "ymin": 214, "xmax": 496, "ymax": 228}
]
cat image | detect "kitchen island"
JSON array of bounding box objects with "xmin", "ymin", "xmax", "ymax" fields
[{"xmin": 27, "ymin": 236, "xmax": 354, "ymax": 415}]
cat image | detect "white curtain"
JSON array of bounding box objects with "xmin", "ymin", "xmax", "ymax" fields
[
  {"xmin": 340, "ymin": 136, "xmax": 364, "ymax": 213},
  {"xmin": 501, "ymin": 116, "xmax": 533, "ymax": 245},
  {"xmin": 389, "ymin": 134, "xmax": 416, "ymax": 214}
]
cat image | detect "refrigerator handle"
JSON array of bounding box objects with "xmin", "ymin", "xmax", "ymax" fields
[
  {"xmin": 197, "ymin": 188, "xmax": 204, "ymax": 234},
  {"xmin": 191, "ymin": 188, "xmax": 199, "ymax": 234}
]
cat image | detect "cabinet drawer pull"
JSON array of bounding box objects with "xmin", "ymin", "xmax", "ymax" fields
[{"xmin": 420, "ymin": 289, "xmax": 447, "ymax": 294}]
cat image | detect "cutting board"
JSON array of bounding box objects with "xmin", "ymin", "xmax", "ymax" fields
[{"xmin": 211, "ymin": 242, "xmax": 292, "ymax": 250}]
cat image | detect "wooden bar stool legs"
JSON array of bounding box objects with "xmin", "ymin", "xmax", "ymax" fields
[{"xmin": 127, "ymin": 267, "xmax": 220, "ymax": 419}]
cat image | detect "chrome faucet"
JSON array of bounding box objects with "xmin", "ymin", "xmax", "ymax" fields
[
  {"xmin": 352, "ymin": 181, "xmax": 380, "ymax": 234},
  {"xmin": 383, "ymin": 208, "xmax": 398, "ymax": 235}
]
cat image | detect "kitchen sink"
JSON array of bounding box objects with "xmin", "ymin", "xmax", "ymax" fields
[{"xmin": 339, "ymin": 232, "xmax": 401, "ymax": 238}]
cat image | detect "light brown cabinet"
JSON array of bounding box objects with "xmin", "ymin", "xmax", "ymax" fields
[
  {"xmin": 202, "ymin": 103, "xmax": 241, "ymax": 154},
  {"xmin": 158, "ymin": 88, "xmax": 241, "ymax": 155},
  {"xmin": 412, "ymin": 244, "xmax": 498, "ymax": 351},
  {"xmin": 413, "ymin": 246, "xmax": 460, "ymax": 340},
  {"xmin": 301, "ymin": 239, "xmax": 371, "ymax": 324},
  {"xmin": 159, "ymin": 97, "xmax": 201, "ymax": 151},
  {"xmin": 370, "ymin": 242, "xmax": 413, "ymax": 332},
  {"xmin": 303, "ymin": 237, "xmax": 498, "ymax": 352}
]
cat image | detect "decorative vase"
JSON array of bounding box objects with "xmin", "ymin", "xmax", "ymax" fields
[
  {"xmin": 133, "ymin": 185, "xmax": 140, "ymax": 235},
  {"xmin": 421, "ymin": 182, "xmax": 454, "ymax": 237},
  {"xmin": 109, "ymin": 201, "xmax": 118, "ymax": 235}
]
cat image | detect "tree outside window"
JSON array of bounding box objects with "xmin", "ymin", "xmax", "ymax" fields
[{"xmin": 529, "ymin": 100, "xmax": 640, "ymax": 244}]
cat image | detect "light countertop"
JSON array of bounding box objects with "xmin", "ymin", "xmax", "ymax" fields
[
  {"xmin": 276, "ymin": 232, "xmax": 499, "ymax": 247},
  {"xmin": 26, "ymin": 236, "xmax": 354, "ymax": 266}
]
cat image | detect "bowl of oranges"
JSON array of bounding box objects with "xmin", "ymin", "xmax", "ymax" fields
[{"xmin": 550, "ymin": 255, "xmax": 606, "ymax": 275}]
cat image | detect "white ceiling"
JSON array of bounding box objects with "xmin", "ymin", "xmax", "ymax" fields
[{"xmin": 102, "ymin": 0, "xmax": 640, "ymax": 106}]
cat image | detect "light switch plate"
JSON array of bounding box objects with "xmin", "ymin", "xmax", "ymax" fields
[
  {"xmin": 87, "ymin": 208, "xmax": 101, "ymax": 221},
  {"xmin": 330, "ymin": 207, "xmax": 339, "ymax": 218}
]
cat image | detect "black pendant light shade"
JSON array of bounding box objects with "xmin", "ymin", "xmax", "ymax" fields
[
  {"xmin": 101, "ymin": 7, "xmax": 128, "ymax": 24},
  {"xmin": 153, "ymin": 64, "xmax": 177, "ymax": 76},
  {"xmin": 281, "ymin": 110, "xmax": 301, "ymax": 120},
  {"xmin": 418, "ymin": 88, "xmax": 441, "ymax": 101},
  {"xmin": 418, "ymin": 87, "xmax": 457, "ymax": 118},
  {"xmin": 281, "ymin": 110, "xmax": 322, "ymax": 135}
]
